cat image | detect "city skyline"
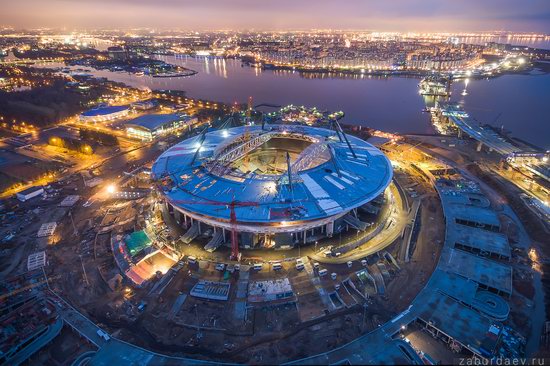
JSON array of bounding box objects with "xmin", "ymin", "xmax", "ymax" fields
[
  {"xmin": 1, "ymin": 0, "xmax": 550, "ymax": 33},
  {"xmin": 1, "ymin": 3, "xmax": 549, "ymax": 365}
]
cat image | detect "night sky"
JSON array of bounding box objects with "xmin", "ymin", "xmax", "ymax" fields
[{"xmin": 1, "ymin": 0, "xmax": 549, "ymax": 32}]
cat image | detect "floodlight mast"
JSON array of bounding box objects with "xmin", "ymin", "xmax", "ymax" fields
[
  {"xmin": 286, "ymin": 152, "xmax": 293, "ymax": 192},
  {"xmin": 334, "ymin": 120, "xmax": 357, "ymax": 159},
  {"xmin": 190, "ymin": 126, "xmax": 209, "ymax": 165}
]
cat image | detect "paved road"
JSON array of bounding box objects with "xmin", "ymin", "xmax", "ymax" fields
[
  {"xmin": 8, "ymin": 318, "xmax": 64, "ymax": 366},
  {"xmin": 47, "ymin": 294, "xmax": 109, "ymax": 348}
]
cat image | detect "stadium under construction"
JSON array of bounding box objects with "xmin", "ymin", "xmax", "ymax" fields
[{"xmin": 152, "ymin": 124, "xmax": 393, "ymax": 258}]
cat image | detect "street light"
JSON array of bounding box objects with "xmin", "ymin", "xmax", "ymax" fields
[{"xmin": 106, "ymin": 184, "xmax": 117, "ymax": 195}]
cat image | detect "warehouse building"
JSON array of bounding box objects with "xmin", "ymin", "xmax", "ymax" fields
[
  {"xmin": 80, "ymin": 105, "xmax": 130, "ymax": 123},
  {"xmin": 125, "ymin": 114, "xmax": 197, "ymax": 141},
  {"xmin": 16, "ymin": 186, "xmax": 44, "ymax": 202}
]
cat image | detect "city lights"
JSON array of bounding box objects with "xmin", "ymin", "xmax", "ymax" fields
[
  {"xmin": 106, "ymin": 183, "xmax": 117, "ymax": 194},
  {"xmin": 0, "ymin": 15, "xmax": 548, "ymax": 366}
]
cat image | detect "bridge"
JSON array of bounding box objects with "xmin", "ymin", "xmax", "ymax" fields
[
  {"xmin": 254, "ymin": 103, "xmax": 282, "ymax": 109},
  {"xmin": 440, "ymin": 104, "xmax": 519, "ymax": 156}
]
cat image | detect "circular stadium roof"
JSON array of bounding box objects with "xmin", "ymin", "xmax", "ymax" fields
[{"xmin": 152, "ymin": 125, "xmax": 392, "ymax": 232}]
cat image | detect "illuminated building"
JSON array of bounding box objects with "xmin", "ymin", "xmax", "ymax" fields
[
  {"xmin": 152, "ymin": 125, "xmax": 393, "ymax": 250},
  {"xmin": 16, "ymin": 186, "xmax": 44, "ymax": 202},
  {"xmin": 124, "ymin": 114, "xmax": 197, "ymax": 141},
  {"xmin": 79, "ymin": 105, "xmax": 129, "ymax": 123}
]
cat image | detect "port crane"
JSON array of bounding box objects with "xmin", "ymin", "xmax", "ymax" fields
[{"xmin": 168, "ymin": 198, "xmax": 259, "ymax": 261}]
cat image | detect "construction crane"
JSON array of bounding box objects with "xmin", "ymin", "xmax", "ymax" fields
[
  {"xmin": 169, "ymin": 198, "xmax": 259, "ymax": 260},
  {"xmin": 246, "ymin": 96, "xmax": 253, "ymax": 122},
  {"xmin": 242, "ymin": 120, "xmax": 251, "ymax": 172}
]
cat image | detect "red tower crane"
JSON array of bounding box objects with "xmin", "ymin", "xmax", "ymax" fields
[{"xmin": 168, "ymin": 198, "xmax": 259, "ymax": 260}]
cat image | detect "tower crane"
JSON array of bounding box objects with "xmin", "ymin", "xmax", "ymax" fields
[{"xmin": 168, "ymin": 198, "xmax": 259, "ymax": 260}]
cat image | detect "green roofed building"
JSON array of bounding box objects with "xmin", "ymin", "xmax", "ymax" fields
[{"xmin": 125, "ymin": 230, "xmax": 152, "ymax": 256}]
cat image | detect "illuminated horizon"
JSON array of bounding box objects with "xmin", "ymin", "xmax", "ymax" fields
[{"xmin": 1, "ymin": 0, "xmax": 549, "ymax": 33}]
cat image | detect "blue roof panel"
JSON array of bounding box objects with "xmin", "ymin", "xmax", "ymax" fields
[
  {"xmin": 81, "ymin": 105, "xmax": 128, "ymax": 117},
  {"xmin": 125, "ymin": 113, "xmax": 184, "ymax": 131},
  {"xmin": 152, "ymin": 125, "xmax": 393, "ymax": 224}
]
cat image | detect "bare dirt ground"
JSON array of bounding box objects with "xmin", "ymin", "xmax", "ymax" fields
[
  {"xmin": 384, "ymin": 194, "xmax": 445, "ymax": 314},
  {"xmin": 29, "ymin": 326, "xmax": 97, "ymax": 366},
  {"xmin": 37, "ymin": 150, "xmax": 448, "ymax": 364}
]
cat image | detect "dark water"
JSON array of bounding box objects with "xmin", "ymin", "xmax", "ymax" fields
[
  {"xmin": 455, "ymin": 36, "xmax": 550, "ymax": 50},
  {"xmin": 161, "ymin": 56, "xmax": 435, "ymax": 134},
  {"xmin": 450, "ymin": 73, "xmax": 550, "ymax": 149},
  {"xmin": 39, "ymin": 55, "xmax": 550, "ymax": 149}
]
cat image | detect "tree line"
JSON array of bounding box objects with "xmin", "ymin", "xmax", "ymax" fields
[{"xmin": 79, "ymin": 128, "xmax": 119, "ymax": 146}]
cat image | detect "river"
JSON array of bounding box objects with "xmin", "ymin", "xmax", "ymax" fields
[{"xmin": 35, "ymin": 55, "xmax": 550, "ymax": 149}]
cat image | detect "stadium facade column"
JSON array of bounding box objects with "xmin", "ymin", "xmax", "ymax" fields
[
  {"xmin": 174, "ymin": 210, "xmax": 181, "ymax": 224},
  {"xmin": 166, "ymin": 199, "xmax": 174, "ymax": 215},
  {"xmin": 326, "ymin": 221, "xmax": 334, "ymax": 237},
  {"xmin": 476, "ymin": 141, "xmax": 483, "ymax": 152}
]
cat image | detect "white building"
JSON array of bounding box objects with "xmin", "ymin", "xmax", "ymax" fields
[
  {"xmin": 16, "ymin": 186, "xmax": 44, "ymax": 202},
  {"xmin": 125, "ymin": 114, "xmax": 197, "ymax": 141},
  {"xmin": 79, "ymin": 105, "xmax": 130, "ymax": 123}
]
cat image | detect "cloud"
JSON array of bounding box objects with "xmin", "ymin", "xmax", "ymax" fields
[{"xmin": 1, "ymin": 0, "xmax": 549, "ymax": 32}]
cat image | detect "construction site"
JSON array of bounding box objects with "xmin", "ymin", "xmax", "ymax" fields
[
  {"xmin": 0, "ymin": 112, "xmax": 543, "ymax": 365},
  {"xmin": 152, "ymin": 123, "xmax": 393, "ymax": 256}
]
